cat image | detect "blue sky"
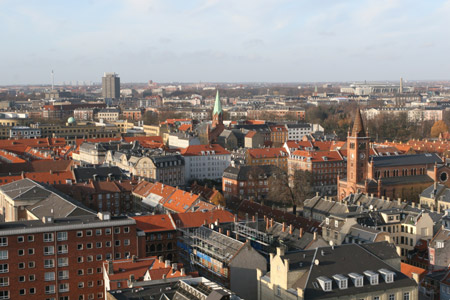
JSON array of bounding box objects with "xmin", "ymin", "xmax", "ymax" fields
[{"xmin": 0, "ymin": 0, "xmax": 449, "ymax": 84}]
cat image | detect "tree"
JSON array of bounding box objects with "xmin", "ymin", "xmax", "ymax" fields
[
  {"xmin": 430, "ymin": 120, "xmax": 449, "ymax": 138},
  {"xmin": 267, "ymin": 169, "xmax": 314, "ymax": 208}
]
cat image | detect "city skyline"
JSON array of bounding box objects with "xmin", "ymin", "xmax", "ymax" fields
[{"xmin": 1, "ymin": 0, "xmax": 450, "ymax": 85}]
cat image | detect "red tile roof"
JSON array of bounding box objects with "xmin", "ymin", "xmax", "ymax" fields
[
  {"xmin": 0, "ymin": 150, "xmax": 26, "ymax": 163},
  {"xmin": 180, "ymin": 144, "xmax": 230, "ymax": 156},
  {"xmin": 171, "ymin": 210, "xmax": 235, "ymax": 228},
  {"xmin": 163, "ymin": 190, "xmax": 200, "ymax": 213},
  {"xmin": 133, "ymin": 214, "xmax": 176, "ymax": 232},
  {"xmin": 178, "ymin": 124, "xmax": 192, "ymax": 132},
  {"xmin": 245, "ymin": 131, "xmax": 257, "ymax": 138},
  {"xmin": 290, "ymin": 150, "xmax": 344, "ymax": 162},
  {"xmin": 247, "ymin": 147, "xmax": 288, "ymax": 159},
  {"xmin": 400, "ymin": 262, "xmax": 426, "ymax": 281}
]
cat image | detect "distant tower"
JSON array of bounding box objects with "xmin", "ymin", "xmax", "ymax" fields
[
  {"xmin": 400, "ymin": 77, "xmax": 403, "ymax": 94},
  {"xmin": 51, "ymin": 70, "xmax": 54, "ymax": 90},
  {"xmin": 102, "ymin": 72, "xmax": 120, "ymax": 101},
  {"xmin": 212, "ymin": 90, "xmax": 223, "ymax": 128}
]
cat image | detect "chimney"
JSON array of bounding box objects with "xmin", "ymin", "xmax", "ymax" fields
[
  {"xmin": 172, "ymin": 263, "xmax": 177, "ymax": 271},
  {"xmin": 108, "ymin": 260, "xmax": 114, "ymax": 275},
  {"xmin": 234, "ymin": 214, "xmax": 238, "ymax": 222},
  {"xmin": 131, "ymin": 255, "xmax": 137, "ymax": 263},
  {"xmin": 289, "ymin": 224, "xmax": 293, "ymax": 235},
  {"xmin": 266, "ymin": 218, "xmax": 269, "ymax": 230},
  {"xmin": 226, "ymin": 230, "xmax": 230, "ymax": 237},
  {"xmin": 270, "ymin": 218, "xmax": 273, "ymax": 227},
  {"xmin": 158, "ymin": 256, "xmax": 164, "ymax": 263},
  {"xmin": 162, "ymin": 274, "xmax": 167, "ymax": 279},
  {"xmin": 219, "ymin": 227, "xmax": 223, "ymax": 234},
  {"xmin": 165, "ymin": 260, "xmax": 170, "ymax": 268},
  {"xmin": 282, "ymin": 222, "xmax": 286, "ymax": 232},
  {"xmin": 313, "ymin": 232, "xmax": 317, "ymax": 241},
  {"xmin": 299, "ymin": 228, "xmax": 304, "ymax": 238},
  {"xmin": 412, "ymin": 202, "xmax": 415, "ymax": 208},
  {"xmin": 397, "ymin": 198, "xmax": 401, "ymax": 205},
  {"xmin": 411, "ymin": 272, "xmax": 420, "ymax": 284},
  {"xmin": 180, "ymin": 268, "xmax": 185, "ymax": 276}
]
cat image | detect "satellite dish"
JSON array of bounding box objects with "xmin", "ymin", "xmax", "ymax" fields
[
  {"xmin": 329, "ymin": 240, "xmax": 335, "ymax": 249},
  {"xmin": 314, "ymin": 259, "xmax": 320, "ymax": 266},
  {"xmin": 369, "ymin": 205, "xmax": 374, "ymax": 211}
]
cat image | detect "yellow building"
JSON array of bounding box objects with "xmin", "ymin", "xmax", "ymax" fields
[
  {"xmin": 246, "ymin": 147, "xmax": 288, "ymax": 172},
  {"xmin": 257, "ymin": 244, "xmax": 418, "ymax": 300}
]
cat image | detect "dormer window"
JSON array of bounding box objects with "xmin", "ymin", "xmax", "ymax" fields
[
  {"xmin": 378, "ymin": 269, "xmax": 395, "ymax": 283},
  {"xmin": 364, "ymin": 271, "xmax": 379, "ymax": 285},
  {"xmin": 332, "ymin": 274, "xmax": 348, "ymax": 289},
  {"xmin": 317, "ymin": 276, "xmax": 332, "ymax": 292},
  {"xmin": 349, "ymin": 272, "xmax": 364, "ymax": 287},
  {"xmin": 325, "ymin": 218, "xmax": 329, "ymax": 225},
  {"xmin": 335, "ymin": 220, "xmax": 339, "ymax": 228}
]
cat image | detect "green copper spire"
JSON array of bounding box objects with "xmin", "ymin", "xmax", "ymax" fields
[{"xmin": 213, "ymin": 89, "xmax": 222, "ymax": 116}]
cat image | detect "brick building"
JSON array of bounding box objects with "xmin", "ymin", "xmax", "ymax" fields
[
  {"xmin": 0, "ymin": 212, "xmax": 137, "ymax": 300},
  {"xmin": 246, "ymin": 147, "xmax": 288, "ymax": 172}
]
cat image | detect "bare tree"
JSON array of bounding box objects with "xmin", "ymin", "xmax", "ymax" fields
[{"xmin": 267, "ymin": 169, "xmax": 314, "ymax": 208}]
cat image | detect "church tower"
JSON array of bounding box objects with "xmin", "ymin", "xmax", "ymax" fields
[
  {"xmin": 346, "ymin": 108, "xmax": 370, "ymax": 191},
  {"xmin": 212, "ymin": 90, "xmax": 223, "ymax": 128}
]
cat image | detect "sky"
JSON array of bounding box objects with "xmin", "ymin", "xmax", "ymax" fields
[{"xmin": 1, "ymin": 0, "xmax": 450, "ymax": 85}]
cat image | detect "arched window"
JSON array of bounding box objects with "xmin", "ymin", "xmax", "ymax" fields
[
  {"xmin": 157, "ymin": 244, "xmax": 163, "ymax": 251},
  {"xmin": 167, "ymin": 242, "xmax": 173, "ymax": 250},
  {"xmin": 150, "ymin": 244, "xmax": 156, "ymax": 252}
]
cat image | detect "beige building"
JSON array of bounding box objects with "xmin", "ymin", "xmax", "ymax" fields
[
  {"xmin": 257, "ymin": 243, "xmax": 418, "ymax": 300},
  {"xmin": 97, "ymin": 108, "xmax": 120, "ymax": 122},
  {"xmin": 143, "ymin": 124, "xmax": 168, "ymax": 137}
]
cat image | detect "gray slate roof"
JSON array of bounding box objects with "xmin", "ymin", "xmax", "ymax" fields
[{"xmin": 371, "ymin": 153, "xmax": 441, "ymax": 167}]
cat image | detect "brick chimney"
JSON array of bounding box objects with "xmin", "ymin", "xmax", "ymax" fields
[{"xmin": 299, "ymin": 228, "xmax": 304, "ymax": 238}]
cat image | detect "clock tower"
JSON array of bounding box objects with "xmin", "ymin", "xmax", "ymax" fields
[{"xmin": 346, "ymin": 108, "xmax": 369, "ymax": 191}]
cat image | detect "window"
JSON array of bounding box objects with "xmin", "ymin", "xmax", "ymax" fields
[
  {"xmin": 78, "ymin": 269, "xmax": 84, "ymax": 276},
  {"xmin": 0, "ymin": 291, "xmax": 9, "ymax": 299},
  {"xmin": 44, "ymin": 259, "xmax": 54, "ymax": 268},
  {"xmin": 27, "ymin": 235, "xmax": 34, "ymax": 242},
  {"xmin": 20, "ymin": 289, "xmax": 26, "ymax": 295},
  {"xmin": 124, "ymin": 227, "xmax": 130, "ymax": 233},
  {"xmin": 95, "ymin": 229, "xmax": 102, "ymax": 236},
  {"xmin": 57, "ymin": 232, "xmax": 67, "ymax": 241},
  {"xmin": 18, "ymin": 262, "xmax": 25, "ymax": 269},
  {"xmin": 0, "ymin": 238, "xmax": 7, "ymax": 247},
  {"xmin": 28, "ymin": 248, "xmax": 34, "ymax": 255},
  {"xmin": 19, "ymin": 276, "xmax": 25, "ymax": 282},
  {"xmin": 114, "ymin": 227, "xmax": 120, "ymax": 234},
  {"xmin": 124, "ymin": 239, "xmax": 130, "ymax": 246},
  {"xmin": 0, "ymin": 277, "xmax": 8, "ymax": 287},
  {"xmin": 58, "ymin": 245, "xmax": 68, "ymax": 254},
  {"xmin": 45, "ymin": 272, "xmax": 55, "ymax": 281},
  {"xmin": 59, "ymin": 283, "xmax": 69, "ymax": 292},
  {"xmin": 45, "ymin": 285, "xmax": 55, "ymax": 294},
  {"xmin": 58, "ymin": 257, "xmax": 68, "ymax": 267},
  {"xmin": 115, "ymin": 240, "xmax": 120, "ymax": 246},
  {"xmin": 86, "ymin": 230, "xmax": 92, "ymax": 236},
  {"xmin": 105, "ymin": 228, "xmax": 111, "ymax": 235},
  {"xmin": 87, "ymin": 268, "xmax": 93, "ymax": 274},
  {"xmin": 87, "ymin": 256, "xmax": 93, "ymax": 262},
  {"xmin": 373, "ymin": 297, "xmax": 380, "ymax": 300},
  {"xmin": 28, "ymin": 261, "xmax": 35, "ymax": 268},
  {"xmin": 78, "ymin": 282, "xmax": 84, "ymax": 288},
  {"xmin": 29, "ymin": 288, "xmax": 35, "ymax": 295},
  {"xmin": 77, "ymin": 256, "xmax": 84, "ymax": 263},
  {"xmin": 58, "ymin": 270, "xmax": 69, "ymax": 280},
  {"xmin": 96, "ymin": 242, "xmax": 102, "ymax": 248},
  {"xmin": 44, "ymin": 246, "xmax": 54, "ymax": 255},
  {"xmin": 403, "ymin": 292, "xmax": 410, "ymax": 300},
  {"xmin": 389, "ymin": 294, "xmax": 395, "ymax": 300},
  {"xmin": 18, "ymin": 236, "xmax": 24, "ymax": 243},
  {"xmin": 96, "ymin": 254, "xmax": 102, "ymax": 261},
  {"xmin": 86, "ymin": 243, "xmax": 93, "ymax": 249},
  {"xmin": 77, "ymin": 231, "xmax": 83, "ymax": 237},
  {"xmin": 18, "ymin": 249, "xmax": 24, "ymax": 256},
  {"xmin": 43, "ymin": 233, "xmax": 54, "ymax": 242},
  {"xmin": 29, "ymin": 274, "xmax": 35, "ymax": 281},
  {"xmin": 0, "ymin": 251, "xmax": 7, "ymax": 260}
]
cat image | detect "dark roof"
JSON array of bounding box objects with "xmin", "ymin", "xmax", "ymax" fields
[
  {"xmin": 372, "ymin": 153, "xmax": 442, "ymax": 167},
  {"xmin": 73, "ymin": 166, "xmax": 127, "ymax": 182},
  {"xmin": 299, "ymin": 243, "xmax": 416, "ymax": 299},
  {"xmin": 151, "ymin": 154, "xmax": 184, "ymax": 166},
  {"xmin": 223, "ymin": 165, "xmax": 282, "ymax": 181},
  {"xmin": 107, "ymin": 282, "xmax": 177, "ymax": 300}
]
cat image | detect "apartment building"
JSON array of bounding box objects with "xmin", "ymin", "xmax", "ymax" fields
[
  {"xmin": 0, "ymin": 212, "xmax": 137, "ymax": 300},
  {"xmin": 180, "ymin": 144, "xmax": 231, "ymax": 182}
]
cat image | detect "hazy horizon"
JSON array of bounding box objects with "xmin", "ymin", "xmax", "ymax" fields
[{"xmin": 1, "ymin": 0, "xmax": 450, "ymax": 85}]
